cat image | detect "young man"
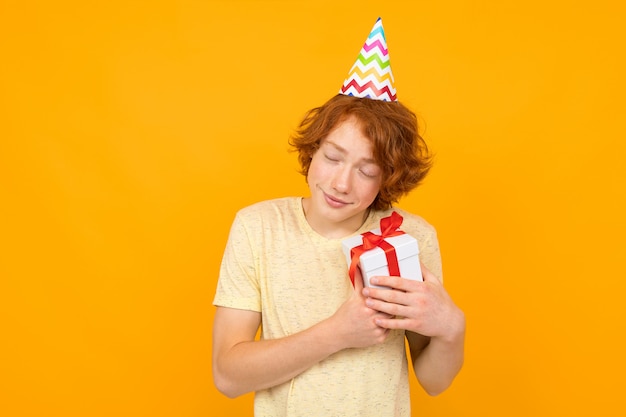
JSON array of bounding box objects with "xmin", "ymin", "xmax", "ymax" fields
[{"xmin": 212, "ymin": 19, "xmax": 465, "ymax": 416}]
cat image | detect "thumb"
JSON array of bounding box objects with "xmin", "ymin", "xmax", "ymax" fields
[
  {"xmin": 420, "ymin": 261, "xmax": 442, "ymax": 284},
  {"xmin": 353, "ymin": 265, "xmax": 365, "ymax": 293}
]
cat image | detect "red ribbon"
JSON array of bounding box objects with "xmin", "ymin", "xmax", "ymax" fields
[{"xmin": 348, "ymin": 211, "xmax": 405, "ymax": 287}]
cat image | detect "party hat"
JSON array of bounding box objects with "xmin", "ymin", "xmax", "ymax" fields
[{"xmin": 339, "ymin": 17, "xmax": 397, "ymax": 102}]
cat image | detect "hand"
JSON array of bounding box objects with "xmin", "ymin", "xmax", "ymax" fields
[
  {"xmin": 329, "ymin": 266, "xmax": 393, "ymax": 349},
  {"xmin": 361, "ymin": 263, "xmax": 465, "ymax": 341}
]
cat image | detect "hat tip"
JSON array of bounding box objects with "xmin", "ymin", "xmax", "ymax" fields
[{"xmin": 338, "ymin": 16, "xmax": 398, "ymax": 102}]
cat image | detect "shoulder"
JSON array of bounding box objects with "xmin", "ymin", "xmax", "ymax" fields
[
  {"xmin": 387, "ymin": 207, "xmax": 443, "ymax": 279},
  {"xmin": 235, "ymin": 197, "xmax": 297, "ymax": 220},
  {"xmin": 231, "ymin": 197, "xmax": 301, "ymax": 236}
]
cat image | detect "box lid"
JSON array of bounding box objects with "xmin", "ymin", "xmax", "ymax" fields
[{"xmin": 341, "ymin": 229, "xmax": 419, "ymax": 271}]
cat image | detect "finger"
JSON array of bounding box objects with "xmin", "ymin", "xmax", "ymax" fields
[
  {"xmin": 353, "ymin": 265, "xmax": 365, "ymax": 293},
  {"xmin": 370, "ymin": 275, "xmax": 415, "ymax": 292},
  {"xmin": 374, "ymin": 315, "xmax": 410, "ymax": 330},
  {"xmin": 366, "ymin": 295, "xmax": 410, "ymax": 316}
]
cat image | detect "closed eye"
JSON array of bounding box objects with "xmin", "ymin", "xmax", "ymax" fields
[{"xmin": 359, "ymin": 169, "xmax": 379, "ymax": 178}]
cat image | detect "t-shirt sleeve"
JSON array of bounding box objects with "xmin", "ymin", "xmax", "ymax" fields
[
  {"xmin": 419, "ymin": 228, "xmax": 444, "ymax": 283},
  {"xmin": 212, "ymin": 212, "xmax": 262, "ymax": 312}
]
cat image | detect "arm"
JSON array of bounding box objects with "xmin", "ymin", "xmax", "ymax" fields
[
  {"xmin": 362, "ymin": 264, "xmax": 465, "ymax": 396},
  {"xmin": 212, "ymin": 273, "xmax": 393, "ymax": 398},
  {"xmin": 212, "ymin": 306, "xmax": 340, "ymax": 398}
]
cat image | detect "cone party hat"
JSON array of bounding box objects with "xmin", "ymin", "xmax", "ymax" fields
[{"xmin": 339, "ymin": 17, "xmax": 397, "ymax": 102}]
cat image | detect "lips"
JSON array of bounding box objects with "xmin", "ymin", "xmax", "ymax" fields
[{"xmin": 323, "ymin": 191, "xmax": 351, "ymax": 208}]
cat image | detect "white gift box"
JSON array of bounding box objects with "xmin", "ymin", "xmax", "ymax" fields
[{"xmin": 342, "ymin": 228, "xmax": 422, "ymax": 289}]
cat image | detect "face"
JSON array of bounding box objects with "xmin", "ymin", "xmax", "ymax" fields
[{"xmin": 303, "ymin": 116, "xmax": 382, "ymax": 238}]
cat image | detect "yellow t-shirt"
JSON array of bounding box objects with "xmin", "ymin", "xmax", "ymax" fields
[{"xmin": 214, "ymin": 197, "xmax": 442, "ymax": 417}]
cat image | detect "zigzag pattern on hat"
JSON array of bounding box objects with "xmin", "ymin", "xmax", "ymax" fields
[{"xmin": 339, "ymin": 18, "xmax": 397, "ymax": 102}]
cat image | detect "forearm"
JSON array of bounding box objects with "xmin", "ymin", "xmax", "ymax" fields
[
  {"xmin": 412, "ymin": 313, "xmax": 465, "ymax": 396},
  {"xmin": 213, "ymin": 316, "xmax": 342, "ymax": 398}
]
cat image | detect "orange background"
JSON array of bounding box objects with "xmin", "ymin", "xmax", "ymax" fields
[{"xmin": 1, "ymin": 1, "xmax": 625, "ymax": 416}]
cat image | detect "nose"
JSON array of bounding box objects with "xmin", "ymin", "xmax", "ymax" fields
[{"xmin": 331, "ymin": 165, "xmax": 352, "ymax": 194}]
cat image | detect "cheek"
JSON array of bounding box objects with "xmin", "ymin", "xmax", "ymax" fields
[
  {"xmin": 355, "ymin": 178, "xmax": 381, "ymax": 202},
  {"xmin": 307, "ymin": 156, "xmax": 325, "ymax": 180},
  {"xmin": 366, "ymin": 185, "xmax": 381, "ymax": 201},
  {"xmin": 368, "ymin": 179, "xmax": 383, "ymax": 200}
]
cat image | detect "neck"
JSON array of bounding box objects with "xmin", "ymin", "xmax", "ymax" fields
[{"xmin": 301, "ymin": 198, "xmax": 370, "ymax": 239}]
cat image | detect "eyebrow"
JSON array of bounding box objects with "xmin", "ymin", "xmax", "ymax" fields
[{"xmin": 324, "ymin": 140, "xmax": 378, "ymax": 165}]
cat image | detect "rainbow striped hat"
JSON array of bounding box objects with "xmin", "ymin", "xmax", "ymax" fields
[{"xmin": 339, "ymin": 17, "xmax": 397, "ymax": 102}]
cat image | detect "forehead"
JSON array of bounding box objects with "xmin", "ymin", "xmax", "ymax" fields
[{"xmin": 322, "ymin": 117, "xmax": 376, "ymax": 160}]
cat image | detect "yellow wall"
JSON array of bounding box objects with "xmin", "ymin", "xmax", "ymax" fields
[{"xmin": 2, "ymin": 1, "xmax": 625, "ymax": 416}]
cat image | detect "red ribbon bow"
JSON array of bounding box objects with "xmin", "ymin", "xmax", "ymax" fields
[{"xmin": 348, "ymin": 211, "xmax": 405, "ymax": 287}]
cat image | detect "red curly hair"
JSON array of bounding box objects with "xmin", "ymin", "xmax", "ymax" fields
[{"xmin": 289, "ymin": 94, "xmax": 433, "ymax": 211}]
